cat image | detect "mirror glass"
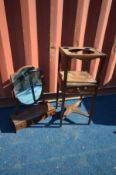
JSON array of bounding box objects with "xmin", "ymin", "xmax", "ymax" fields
[{"xmin": 12, "ymin": 67, "xmax": 43, "ymax": 105}]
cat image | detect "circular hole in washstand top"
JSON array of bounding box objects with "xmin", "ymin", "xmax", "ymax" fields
[
  {"xmin": 63, "ymin": 47, "xmax": 69, "ymax": 49},
  {"xmin": 84, "ymin": 47, "xmax": 91, "ymax": 50},
  {"xmin": 69, "ymin": 48, "xmax": 94, "ymax": 54}
]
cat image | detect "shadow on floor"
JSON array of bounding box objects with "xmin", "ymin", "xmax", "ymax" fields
[
  {"xmin": 0, "ymin": 107, "xmax": 16, "ymax": 133},
  {"xmin": 83, "ymin": 95, "xmax": 116, "ymax": 125},
  {"xmin": 30, "ymin": 111, "xmax": 89, "ymax": 129},
  {"xmin": 0, "ymin": 94, "xmax": 116, "ymax": 133}
]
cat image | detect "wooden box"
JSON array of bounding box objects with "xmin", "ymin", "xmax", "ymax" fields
[{"xmin": 11, "ymin": 102, "xmax": 55, "ymax": 132}]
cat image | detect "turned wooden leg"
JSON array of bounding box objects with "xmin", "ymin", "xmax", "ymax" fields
[
  {"xmin": 56, "ymin": 82, "xmax": 59, "ymax": 109},
  {"xmin": 60, "ymin": 92, "xmax": 66, "ymax": 127},
  {"xmin": 88, "ymin": 94, "xmax": 97, "ymax": 124}
]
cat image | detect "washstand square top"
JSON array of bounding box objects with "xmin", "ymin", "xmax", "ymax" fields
[{"xmin": 59, "ymin": 47, "xmax": 106, "ymax": 60}]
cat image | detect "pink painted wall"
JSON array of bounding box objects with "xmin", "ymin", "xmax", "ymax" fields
[{"xmin": 0, "ymin": 0, "xmax": 116, "ymax": 97}]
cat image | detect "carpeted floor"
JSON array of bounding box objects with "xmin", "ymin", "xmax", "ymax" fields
[{"xmin": 0, "ymin": 94, "xmax": 116, "ymax": 175}]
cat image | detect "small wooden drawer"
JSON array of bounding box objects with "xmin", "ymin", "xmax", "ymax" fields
[{"xmin": 66, "ymin": 86, "xmax": 97, "ymax": 95}]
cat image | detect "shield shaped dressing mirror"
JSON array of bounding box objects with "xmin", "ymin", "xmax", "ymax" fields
[
  {"xmin": 11, "ymin": 65, "xmax": 56, "ymax": 132},
  {"xmin": 11, "ymin": 66, "xmax": 43, "ymax": 105}
]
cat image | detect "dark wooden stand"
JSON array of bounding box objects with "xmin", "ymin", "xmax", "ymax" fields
[
  {"xmin": 11, "ymin": 102, "xmax": 55, "ymax": 132},
  {"xmin": 56, "ymin": 47, "xmax": 106, "ymax": 126}
]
